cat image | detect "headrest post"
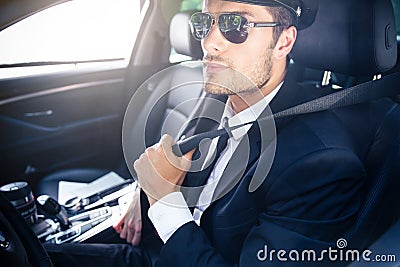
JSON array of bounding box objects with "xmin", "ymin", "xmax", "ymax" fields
[{"xmin": 321, "ymin": 71, "xmax": 331, "ymax": 87}]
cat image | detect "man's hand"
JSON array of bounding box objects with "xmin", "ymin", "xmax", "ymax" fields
[
  {"xmin": 134, "ymin": 134, "xmax": 194, "ymax": 206},
  {"xmin": 113, "ymin": 188, "xmax": 142, "ymax": 245}
]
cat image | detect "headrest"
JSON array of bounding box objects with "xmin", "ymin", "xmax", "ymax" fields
[
  {"xmin": 170, "ymin": 11, "xmax": 203, "ymax": 60},
  {"xmin": 292, "ymin": 0, "xmax": 397, "ymax": 76}
]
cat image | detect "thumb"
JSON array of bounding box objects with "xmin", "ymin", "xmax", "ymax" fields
[{"xmin": 183, "ymin": 149, "xmax": 195, "ymax": 160}]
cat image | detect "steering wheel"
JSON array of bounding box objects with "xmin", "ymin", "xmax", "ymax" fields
[{"xmin": 0, "ymin": 192, "xmax": 53, "ymax": 267}]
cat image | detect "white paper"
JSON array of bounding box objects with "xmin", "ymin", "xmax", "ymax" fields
[{"xmin": 58, "ymin": 171, "xmax": 126, "ymax": 204}]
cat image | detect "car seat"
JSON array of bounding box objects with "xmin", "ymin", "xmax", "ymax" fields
[
  {"xmin": 35, "ymin": 10, "xmax": 204, "ymax": 201},
  {"xmin": 292, "ymin": 0, "xmax": 400, "ymax": 249}
]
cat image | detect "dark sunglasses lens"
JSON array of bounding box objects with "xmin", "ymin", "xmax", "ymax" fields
[
  {"xmin": 218, "ymin": 14, "xmax": 248, "ymax": 44},
  {"xmin": 190, "ymin": 13, "xmax": 213, "ymax": 40}
]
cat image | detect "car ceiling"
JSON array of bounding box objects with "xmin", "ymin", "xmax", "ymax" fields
[{"xmin": 0, "ymin": 0, "xmax": 69, "ymax": 31}]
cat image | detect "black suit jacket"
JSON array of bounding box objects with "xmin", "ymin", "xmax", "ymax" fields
[{"xmin": 141, "ymin": 70, "xmax": 400, "ymax": 266}]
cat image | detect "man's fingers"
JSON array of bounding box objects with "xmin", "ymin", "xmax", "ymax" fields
[
  {"xmin": 134, "ymin": 153, "xmax": 151, "ymax": 177},
  {"xmin": 130, "ymin": 220, "xmax": 142, "ymax": 245},
  {"xmin": 113, "ymin": 216, "xmax": 125, "ymax": 234},
  {"xmin": 131, "ymin": 231, "xmax": 142, "ymax": 246},
  {"xmin": 160, "ymin": 134, "xmax": 174, "ymax": 145},
  {"xmin": 122, "ymin": 218, "xmax": 134, "ymax": 242},
  {"xmin": 160, "ymin": 134, "xmax": 175, "ymax": 158},
  {"xmin": 119, "ymin": 224, "xmax": 128, "ymax": 239},
  {"xmin": 159, "ymin": 134, "xmax": 193, "ymax": 171},
  {"xmin": 126, "ymin": 225, "xmax": 134, "ymax": 244},
  {"xmin": 124, "ymin": 219, "xmax": 142, "ymax": 245}
]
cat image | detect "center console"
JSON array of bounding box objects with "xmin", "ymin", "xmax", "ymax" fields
[{"xmin": 1, "ymin": 180, "xmax": 136, "ymax": 244}]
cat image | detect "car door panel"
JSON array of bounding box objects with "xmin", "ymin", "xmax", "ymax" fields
[{"xmin": 0, "ymin": 68, "xmax": 126, "ymax": 182}]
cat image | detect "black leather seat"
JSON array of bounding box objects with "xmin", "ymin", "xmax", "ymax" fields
[
  {"xmin": 35, "ymin": 11, "xmax": 204, "ymax": 201},
  {"xmin": 292, "ymin": 0, "xmax": 400, "ymax": 248}
]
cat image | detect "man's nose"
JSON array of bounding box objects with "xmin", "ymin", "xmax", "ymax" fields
[{"xmin": 202, "ymin": 22, "xmax": 229, "ymax": 56}]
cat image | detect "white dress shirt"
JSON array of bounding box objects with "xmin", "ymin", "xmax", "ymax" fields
[{"xmin": 148, "ymin": 84, "xmax": 282, "ymax": 243}]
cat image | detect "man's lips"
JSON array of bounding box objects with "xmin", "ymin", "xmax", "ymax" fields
[{"xmin": 204, "ymin": 62, "xmax": 229, "ymax": 73}]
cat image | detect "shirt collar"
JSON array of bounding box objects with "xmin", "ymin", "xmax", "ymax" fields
[{"xmin": 220, "ymin": 82, "xmax": 283, "ymax": 141}]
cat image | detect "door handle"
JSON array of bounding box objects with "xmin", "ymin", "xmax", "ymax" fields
[{"xmin": 24, "ymin": 110, "xmax": 53, "ymax": 117}]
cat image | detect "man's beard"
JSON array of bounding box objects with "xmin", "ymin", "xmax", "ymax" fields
[{"xmin": 203, "ymin": 48, "xmax": 273, "ymax": 96}]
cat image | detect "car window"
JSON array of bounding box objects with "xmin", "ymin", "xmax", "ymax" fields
[
  {"xmin": 180, "ymin": 0, "xmax": 202, "ymax": 11},
  {"xmin": 0, "ymin": 0, "xmax": 144, "ymax": 79}
]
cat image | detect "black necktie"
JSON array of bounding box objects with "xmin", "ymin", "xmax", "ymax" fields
[
  {"xmin": 187, "ymin": 120, "xmax": 230, "ymax": 179},
  {"xmin": 200, "ymin": 117, "xmax": 230, "ymax": 178},
  {"xmin": 207, "ymin": 133, "xmax": 228, "ymax": 166},
  {"xmin": 183, "ymin": 118, "xmax": 230, "ymax": 209}
]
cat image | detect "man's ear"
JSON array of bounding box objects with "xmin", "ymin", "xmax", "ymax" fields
[{"xmin": 273, "ymin": 26, "xmax": 297, "ymax": 60}]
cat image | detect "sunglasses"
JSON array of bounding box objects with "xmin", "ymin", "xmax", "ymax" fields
[{"xmin": 189, "ymin": 12, "xmax": 281, "ymax": 44}]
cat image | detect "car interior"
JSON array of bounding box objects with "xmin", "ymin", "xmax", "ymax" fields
[
  {"xmin": 34, "ymin": 9, "xmax": 205, "ymax": 200},
  {"xmin": 0, "ymin": 0, "xmax": 400, "ymax": 266}
]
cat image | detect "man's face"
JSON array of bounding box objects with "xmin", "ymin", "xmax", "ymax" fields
[{"xmin": 202, "ymin": 0, "xmax": 276, "ymax": 95}]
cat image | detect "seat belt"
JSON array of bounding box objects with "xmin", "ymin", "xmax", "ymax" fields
[
  {"xmin": 173, "ymin": 71, "xmax": 400, "ymax": 156},
  {"xmin": 274, "ymin": 72, "xmax": 400, "ymax": 119}
]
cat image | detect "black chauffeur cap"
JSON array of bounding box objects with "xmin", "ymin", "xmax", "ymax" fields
[{"xmin": 224, "ymin": 0, "xmax": 319, "ymax": 29}]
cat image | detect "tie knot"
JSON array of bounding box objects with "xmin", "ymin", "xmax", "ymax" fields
[
  {"xmin": 221, "ymin": 117, "xmax": 233, "ymax": 138},
  {"xmin": 216, "ymin": 116, "xmax": 231, "ymax": 155}
]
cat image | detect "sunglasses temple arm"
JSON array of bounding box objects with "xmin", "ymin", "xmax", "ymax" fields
[{"xmin": 253, "ymin": 22, "xmax": 281, "ymax": 27}]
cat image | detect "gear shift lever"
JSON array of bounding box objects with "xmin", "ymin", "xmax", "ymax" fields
[{"xmin": 37, "ymin": 195, "xmax": 71, "ymax": 231}]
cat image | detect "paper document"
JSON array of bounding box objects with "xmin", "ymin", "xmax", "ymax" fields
[{"xmin": 58, "ymin": 171, "xmax": 126, "ymax": 204}]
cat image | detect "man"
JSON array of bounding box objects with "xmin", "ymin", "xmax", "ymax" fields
[
  {"xmin": 117, "ymin": 0, "xmax": 373, "ymax": 265},
  {"xmin": 46, "ymin": 0, "xmax": 399, "ymax": 266}
]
